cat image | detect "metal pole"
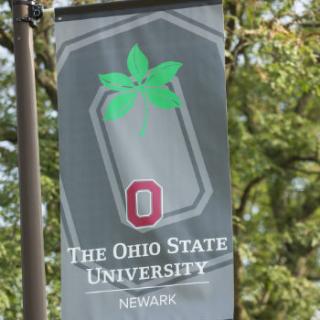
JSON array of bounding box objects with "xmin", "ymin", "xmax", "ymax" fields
[{"xmin": 12, "ymin": 2, "xmax": 48, "ymax": 320}]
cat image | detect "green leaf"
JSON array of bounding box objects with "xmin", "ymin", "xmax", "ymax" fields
[
  {"xmin": 127, "ymin": 44, "xmax": 149, "ymax": 84},
  {"xmin": 146, "ymin": 88, "xmax": 181, "ymax": 109},
  {"xmin": 99, "ymin": 73, "xmax": 134, "ymax": 91},
  {"xmin": 104, "ymin": 93, "xmax": 137, "ymax": 121},
  {"xmin": 145, "ymin": 61, "xmax": 183, "ymax": 86}
]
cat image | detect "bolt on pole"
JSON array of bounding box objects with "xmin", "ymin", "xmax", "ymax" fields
[{"xmin": 12, "ymin": 1, "xmax": 48, "ymax": 319}]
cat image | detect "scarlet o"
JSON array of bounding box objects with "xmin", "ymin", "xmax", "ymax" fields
[{"xmin": 126, "ymin": 180, "xmax": 163, "ymax": 228}]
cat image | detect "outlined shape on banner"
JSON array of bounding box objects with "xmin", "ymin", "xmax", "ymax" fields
[{"xmin": 90, "ymin": 77, "xmax": 213, "ymax": 233}]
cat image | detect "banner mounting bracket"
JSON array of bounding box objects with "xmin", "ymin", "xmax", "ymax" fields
[{"xmin": 13, "ymin": 0, "xmax": 43, "ymax": 28}]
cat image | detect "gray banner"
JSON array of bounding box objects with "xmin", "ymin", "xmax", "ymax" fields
[{"xmin": 55, "ymin": 1, "xmax": 233, "ymax": 319}]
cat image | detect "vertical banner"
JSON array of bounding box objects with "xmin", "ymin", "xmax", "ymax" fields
[{"xmin": 55, "ymin": 0, "xmax": 233, "ymax": 319}]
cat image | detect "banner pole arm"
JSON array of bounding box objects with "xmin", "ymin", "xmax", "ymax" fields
[
  {"xmin": 43, "ymin": 7, "xmax": 54, "ymax": 15},
  {"xmin": 12, "ymin": 1, "xmax": 48, "ymax": 319}
]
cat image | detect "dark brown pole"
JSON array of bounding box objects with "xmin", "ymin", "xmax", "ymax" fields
[{"xmin": 12, "ymin": 2, "xmax": 48, "ymax": 320}]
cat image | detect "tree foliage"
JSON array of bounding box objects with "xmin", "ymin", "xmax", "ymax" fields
[{"xmin": 0, "ymin": 0, "xmax": 319, "ymax": 319}]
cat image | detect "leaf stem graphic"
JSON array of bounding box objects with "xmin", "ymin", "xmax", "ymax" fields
[{"xmin": 140, "ymin": 92, "xmax": 150, "ymax": 137}]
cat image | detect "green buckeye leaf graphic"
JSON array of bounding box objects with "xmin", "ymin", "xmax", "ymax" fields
[
  {"xmin": 146, "ymin": 88, "xmax": 181, "ymax": 109},
  {"xmin": 99, "ymin": 43, "xmax": 184, "ymax": 136},
  {"xmin": 99, "ymin": 73, "xmax": 134, "ymax": 91},
  {"xmin": 127, "ymin": 44, "xmax": 149, "ymax": 84},
  {"xmin": 145, "ymin": 61, "xmax": 183, "ymax": 86},
  {"xmin": 104, "ymin": 92, "xmax": 137, "ymax": 121}
]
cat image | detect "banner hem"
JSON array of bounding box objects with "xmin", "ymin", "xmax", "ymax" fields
[{"xmin": 55, "ymin": 0, "xmax": 222, "ymax": 22}]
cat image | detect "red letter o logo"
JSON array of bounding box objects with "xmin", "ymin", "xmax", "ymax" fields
[{"xmin": 126, "ymin": 180, "xmax": 163, "ymax": 229}]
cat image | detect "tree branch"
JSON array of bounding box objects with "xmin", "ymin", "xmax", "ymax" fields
[
  {"xmin": 0, "ymin": 126, "xmax": 17, "ymax": 144},
  {"xmin": 295, "ymin": 92, "xmax": 313, "ymax": 114},
  {"xmin": 0, "ymin": 28, "xmax": 14, "ymax": 53},
  {"xmin": 235, "ymin": 176, "xmax": 265, "ymax": 220},
  {"xmin": 35, "ymin": 69, "xmax": 58, "ymax": 108}
]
